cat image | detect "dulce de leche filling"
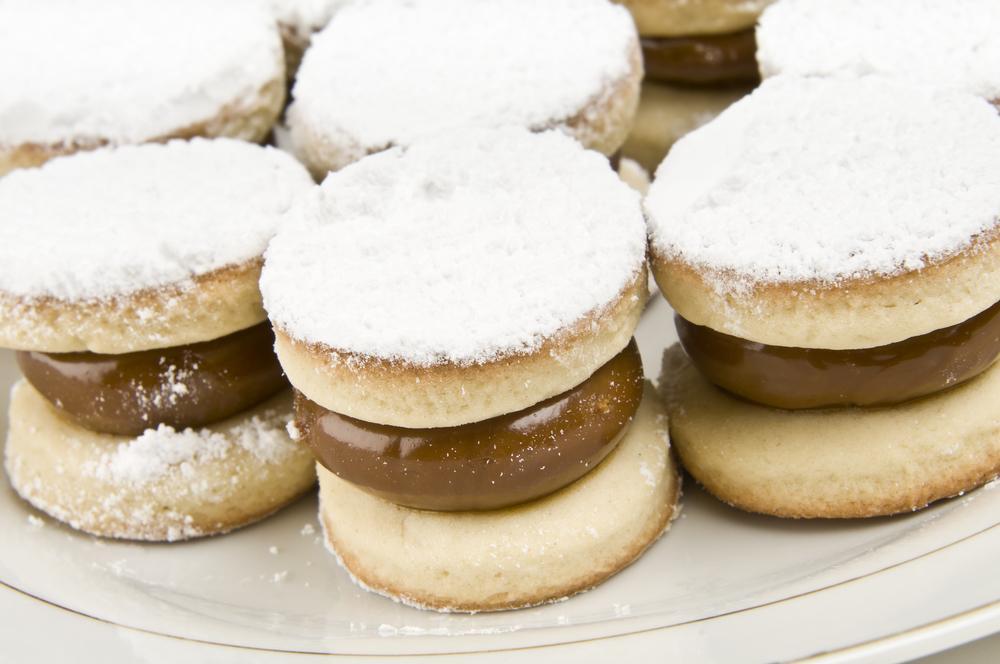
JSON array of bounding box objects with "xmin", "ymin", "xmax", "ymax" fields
[
  {"xmin": 676, "ymin": 300, "xmax": 1000, "ymax": 410},
  {"xmin": 17, "ymin": 323, "xmax": 288, "ymax": 436},
  {"xmin": 641, "ymin": 29, "xmax": 759, "ymax": 86},
  {"xmin": 295, "ymin": 339, "xmax": 644, "ymax": 511}
]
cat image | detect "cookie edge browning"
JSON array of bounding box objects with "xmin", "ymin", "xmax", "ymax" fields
[
  {"xmin": 650, "ymin": 227, "xmax": 1000, "ymax": 350},
  {"xmin": 317, "ymin": 384, "xmax": 682, "ymax": 612},
  {"xmin": 658, "ymin": 345, "xmax": 1000, "ymax": 518},
  {"xmin": 275, "ymin": 271, "xmax": 646, "ymax": 428},
  {"xmin": 287, "ymin": 35, "xmax": 643, "ymax": 178},
  {"xmin": 0, "ymin": 259, "xmax": 268, "ymax": 354},
  {"xmin": 0, "ymin": 73, "xmax": 285, "ymax": 177},
  {"xmin": 4, "ymin": 382, "xmax": 316, "ymax": 541}
]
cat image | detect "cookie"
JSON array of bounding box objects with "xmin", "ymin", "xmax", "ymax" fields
[
  {"xmin": 263, "ymin": 127, "xmax": 679, "ymax": 609},
  {"xmin": 0, "ymin": 0, "xmax": 285, "ymax": 175},
  {"xmin": 284, "ymin": 0, "xmax": 641, "ymax": 177},
  {"xmin": 646, "ymin": 76, "xmax": 1000, "ymax": 517}
]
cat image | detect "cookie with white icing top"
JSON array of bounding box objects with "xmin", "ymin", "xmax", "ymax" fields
[
  {"xmin": 265, "ymin": 128, "xmax": 678, "ymax": 610},
  {"xmin": 758, "ymin": 0, "xmax": 1000, "ymax": 105},
  {"xmin": 649, "ymin": 75, "xmax": 1000, "ymax": 518},
  {"xmin": 263, "ymin": 128, "xmax": 648, "ymax": 428},
  {"xmin": 284, "ymin": 0, "xmax": 641, "ymax": 177},
  {"xmin": 0, "ymin": 139, "xmax": 315, "ymax": 354},
  {"xmin": 0, "ymin": 139, "xmax": 317, "ymax": 541},
  {"xmin": 0, "ymin": 0, "xmax": 285, "ymax": 175},
  {"xmin": 646, "ymin": 75, "xmax": 1000, "ymax": 351}
]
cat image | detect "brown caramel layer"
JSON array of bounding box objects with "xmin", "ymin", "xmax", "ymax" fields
[
  {"xmin": 296, "ymin": 339, "xmax": 644, "ymax": 511},
  {"xmin": 676, "ymin": 300, "xmax": 1000, "ymax": 409},
  {"xmin": 17, "ymin": 323, "xmax": 288, "ymax": 436},
  {"xmin": 642, "ymin": 29, "xmax": 759, "ymax": 86}
]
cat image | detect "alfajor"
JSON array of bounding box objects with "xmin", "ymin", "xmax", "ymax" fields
[
  {"xmin": 616, "ymin": 0, "xmax": 773, "ymax": 86},
  {"xmin": 0, "ymin": 0, "xmax": 285, "ymax": 176},
  {"xmin": 758, "ymin": 0, "xmax": 1000, "ymax": 106},
  {"xmin": 0, "ymin": 139, "xmax": 317, "ymax": 541},
  {"xmin": 283, "ymin": 0, "xmax": 642, "ymax": 178},
  {"xmin": 647, "ymin": 76, "xmax": 1000, "ymax": 519},
  {"xmin": 261, "ymin": 128, "xmax": 680, "ymax": 611}
]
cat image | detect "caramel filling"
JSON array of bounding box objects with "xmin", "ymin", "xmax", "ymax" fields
[
  {"xmin": 295, "ymin": 339, "xmax": 644, "ymax": 511},
  {"xmin": 676, "ymin": 300, "xmax": 1000, "ymax": 409},
  {"xmin": 641, "ymin": 29, "xmax": 759, "ymax": 86},
  {"xmin": 17, "ymin": 323, "xmax": 288, "ymax": 436}
]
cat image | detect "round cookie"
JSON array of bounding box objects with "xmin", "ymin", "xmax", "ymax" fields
[
  {"xmin": 659, "ymin": 346, "xmax": 1000, "ymax": 519},
  {"xmin": 621, "ymin": 81, "xmax": 750, "ymax": 174},
  {"xmin": 318, "ymin": 383, "xmax": 680, "ymax": 612},
  {"xmin": 757, "ymin": 0, "xmax": 1000, "ymax": 104},
  {"xmin": 0, "ymin": 0, "xmax": 286, "ymax": 175},
  {"xmin": 0, "ymin": 139, "xmax": 315, "ymax": 353},
  {"xmin": 646, "ymin": 75, "xmax": 1000, "ymax": 350},
  {"xmin": 262, "ymin": 128, "xmax": 648, "ymax": 428},
  {"xmin": 284, "ymin": 0, "xmax": 641, "ymax": 177},
  {"xmin": 618, "ymin": 0, "xmax": 773, "ymax": 37},
  {"xmin": 5, "ymin": 382, "xmax": 315, "ymax": 541}
]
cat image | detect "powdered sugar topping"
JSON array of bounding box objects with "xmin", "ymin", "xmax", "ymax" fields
[
  {"xmin": 0, "ymin": 139, "xmax": 315, "ymax": 301},
  {"xmin": 0, "ymin": 0, "xmax": 283, "ymax": 145},
  {"xmin": 261, "ymin": 128, "xmax": 646, "ymax": 366},
  {"xmin": 86, "ymin": 405, "xmax": 297, "ymax": 486},
  {"xmin": 757, "ymin": 0, "xmax": 1000, "ymax": 101},
  {"xmin": 269, "ymin": 0, "xmax": 345, "ymax": 35},
  {"xmin": 288, "ymin": 0, "xmax": 635, "ymax": 162},
  {"xmin": 645, "ymin": 76, "xmax": 1000, "ymax": 287}
]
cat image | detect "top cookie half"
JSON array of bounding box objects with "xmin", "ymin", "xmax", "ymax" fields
[
  {"xmin": 646, "ymin": 75, "xmax": 1000, "ymax": 350},
  {"xmin": 285, "ymin": 0, "xmax": 642, "ymax": 177},
  {"xmin": 0, "ymin": 0, "xmax": 285, "ymax": 174},
  {"xmin": 0, "ymin": 139, "xmax": 315, "ymax": 354},
  {"xmin": 758, "ymin": 0, "xmax": 1000, "ymax": 104},
  {"xmin": 262, "ymin": 128, "xmax": 648, "ymax": 428}
]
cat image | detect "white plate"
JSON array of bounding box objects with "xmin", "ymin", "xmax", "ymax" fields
[{"xmin": 1, "ymin": 297, "xmax": 998, "ymax": 661}]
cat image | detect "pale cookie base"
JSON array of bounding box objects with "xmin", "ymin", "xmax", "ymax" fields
[
  {"xmin": 0, "ymin": 75, "xmax": 285, "ymax": 177},
  {"xmin": 658, "ymin": 346, "xmax": 1000, "ymax": 518},
  {"xmin": 318, "ymin": 384, "xmax": 680, "ymax": 612},
  {"xmin": 287, "ymin": 39, "xmax": 642, "ymax": 178},
  {"xmin": 277, "ymin": 272, "xmax": 646, "ymax": 428},
  {"xmin": 0, "ymin": 260, "xmax": 267, "ymax": 354},
  {"xmin": 617, "ymin": 0, "xmax": 773, "ymax": 37},
  {"xmin": 651, "ymin": 228, "xmax": 1000, "ymax": 349},
  {"xmin": 622, "ymin": 81, "xmax": 749, "ymax": 174},
  {"xmin": 4, "ymin": 382, "xmax": 316, "ymax": 541}
]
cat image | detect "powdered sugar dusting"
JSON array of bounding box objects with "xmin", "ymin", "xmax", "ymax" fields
[
  {"xmin": 86, "ymin": 407, "xmax": 297, "ymax": 486},
  {"xmin": 261, "ymin": 128, "xmax": 646, "ymax": 365},
  {"xmin": 0, "ymin": 139, "xmax": 315, "ymax": 301},
  {"xmin": 0, "ymin": 0, "xmax": 282, "ymax": 145},
  {"xmin": 645, "ymin": 76, "xmax": 1000, "ymax": 288},
  {"xmin": 758, "ymin": 0, "xmax": 1000, "ymax": 101},
  {"xmin": 269, "ymin": 0, "xmax": 345, "ymax": 35},
  {"xmin": 288, "ymin": 0, "xmax": 635, "ymax": 161}
]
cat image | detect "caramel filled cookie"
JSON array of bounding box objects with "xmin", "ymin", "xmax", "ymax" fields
[
  {"xmin": 0, "ymin": 139, "xmax": 317, "ymax": 540},
  {"xmin": 263, "ymin": 128, "xmax": 680, "ymax": 610},
  {"xmin": 647, "ymin": 76, "xmax": 1000, "ymax": 518}
]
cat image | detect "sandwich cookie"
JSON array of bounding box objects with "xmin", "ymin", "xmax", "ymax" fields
[
  {"xmin": 647, "ymin": 76, "xmax": 1000, "ymax": 518},
  {"xmin": 284, "ymin": 0, "xmax": 642, "ymax": 178},
  {"xmin": 616, "ymin": 0, "xmax": 773, "ymax": 86},
  {"xmin": 268, "ymin": 0, "xmax": 346, "ymax": 81},
  {"xmin": 262, "ymin": 128, "xmax": 680, "ymax": 611},
  {"xmin": 758, "ymin": 0, "xmax": 1000, "ymax": 106},
  {"xmin": 0, "ymin": 139, "xmax": 317, "ymax": 540},
  {"xmin": 0, "ymin": 0, "xmax": 285, "ymax": 176}
]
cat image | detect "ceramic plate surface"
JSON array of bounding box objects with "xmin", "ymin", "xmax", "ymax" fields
[{"xmin": 1, "ymin": 297, "xmax": 998, "ymax": 660}]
